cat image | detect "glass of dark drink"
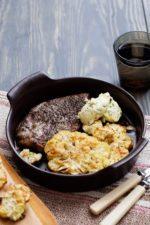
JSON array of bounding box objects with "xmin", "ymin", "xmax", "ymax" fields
[{"xmin": 113, "ymin": 31, "xmax": 150, "ymax": 90}]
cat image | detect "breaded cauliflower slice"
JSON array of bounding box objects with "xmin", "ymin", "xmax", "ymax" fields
[
  {"xmin": 0, "ymin": 192, "xmax": 25, "ymax": 221},
  {"xmin": 7, "ymin": 184, "xmax": 31, "ymax": 202},
  {"xmin": 83, "ymin": 122, "xmax": 132, "ymax": 164},
  {"xmin": 0, "ymin": 184, "xmax": 31, "ymax": 221},
  {"xmin": 20, "ymin": 149, "xmax": 42, "ymax": 164},
  {"xmin": 0, "ymin": 157, "xmax": 7, "ymax": 189},
  {"xmin": 78, "ymin": 92, "xmax": 122, "ymax": 125},
  {"xmin": 45, "ymin": 130, "xmax": 112, "ymax": 174},
  {"xmin": 44, "ymin": 130, "xmax": 129, "ymax": 175},
  {"xmin": 83, "ymin": 121, "xmax": 114, "ymax": 144},
  {"xmin": 106, "ymin": 123, "xmax": 133, "ymax": 150},
  {"xmin": 83, "ymin": 122, "xmax": 132, "ymax": 151}
]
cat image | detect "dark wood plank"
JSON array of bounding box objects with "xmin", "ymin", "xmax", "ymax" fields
[
  {"xmin": 97, "ymin": 0, "xmax": 147, "ymax": 83},
  {"xmin": 143, "ymin": 0, "xmax": 150, "ymax": 32},
  {"xmin": 0, "ymin": 0, "xmax": 149, "ymax": 113},
  {"xmin": 0, "ymin": 0, "xmax": 116, "ymax": 89},
  {"xmin": 101, "ymin": 0, "xmax": 149, "ymax": 114},
  {"xmin": 141, "ymin": 0, "xmax": 150, "ymax": 114}
]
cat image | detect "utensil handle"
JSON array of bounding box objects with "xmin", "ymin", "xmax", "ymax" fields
[
  {"xmin": 100, "ymin": 185, "xmax": 145, "ymax": 225},
  {"xmin": 90, "ymin": 174, "xmax": 141, "ymax": 215}
]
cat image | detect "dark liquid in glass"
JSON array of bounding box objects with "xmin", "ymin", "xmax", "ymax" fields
[{"xmin": 118, "ymin": 43, "xmax": 150, "ymax": 66}]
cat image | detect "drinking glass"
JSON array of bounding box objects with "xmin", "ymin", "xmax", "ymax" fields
[{"xmin": 113, "ymin": 31, "xmax": 150, "ymax": 89}]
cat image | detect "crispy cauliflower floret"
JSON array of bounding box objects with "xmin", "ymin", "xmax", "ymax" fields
[
  {"xmin": 106, "ymin": 123, "xmax": 133, "ymax": 150},
  {"xmin": 44, "ymin": 130, "xmax": 130, "ymax": 175},
  {"xmin": 44, "ymin": 130, "xmax": 112, "ymax": 174},
  {"xmin": 0, "ymin": 192, "xmax": 25, "ymax": 221},
  {"xmin": 0, "ymin": 184, "xmax": 31, "ymax": 221},
  {"xmin": 7, "ymin": 184, "xmax": 31, "ymax": 202},
  {"xmin": 83, "ymin": 122, "xmax": 132, "ymax": 166},
  {"xmin": 83, "ymin": 121, "xmax": 114, "ymax": 144},
  {"xmin": 0, "ymin": 157, "xmax": 7, "ymax": 189},
  {"xmin": 83, "ymin": 122, "xmax": 133, "ymax": 151},
  {"xmin": 20, "ymin": 149, "xmax": 42, "ymax": 164}
]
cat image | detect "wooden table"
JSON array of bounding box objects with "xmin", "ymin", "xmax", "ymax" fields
[{"xmin": 0, "ymin": 0, "xmax": 149, "ymax": 114}]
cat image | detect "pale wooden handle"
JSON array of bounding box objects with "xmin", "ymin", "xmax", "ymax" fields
[
  {"xmin": 90, "ymin": 174, "xmax": 141, "ymax": 215},
  {"xmin": 100, "ymin": 185, "xmax": 145, "ymax": 225}
]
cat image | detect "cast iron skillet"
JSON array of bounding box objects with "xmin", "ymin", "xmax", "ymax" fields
[{"xmin": 6, "ymin": 72, "xmax": 148, "ymax": 192}]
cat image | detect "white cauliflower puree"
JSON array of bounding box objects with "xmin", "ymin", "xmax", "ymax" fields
[{"xmin": 78, "ymin": 92, "xmax": 122, "ymax": 125}]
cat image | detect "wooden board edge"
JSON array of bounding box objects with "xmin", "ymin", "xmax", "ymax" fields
[{"xmin": 1, "ymin": 154, "xmax": 58, "ymax": 225}]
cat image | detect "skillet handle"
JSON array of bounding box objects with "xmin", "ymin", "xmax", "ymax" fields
[
  {"xmin": 7, "ymin": 71, "xmax": 51, "ymax": 107},
  {"xmin": 112, "ymin": 137, "xmax": 149, "ymax": 169}
]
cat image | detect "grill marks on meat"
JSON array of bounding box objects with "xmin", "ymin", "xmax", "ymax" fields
[{"xmin": 16, "ymin": 93, "xmax": 89, "ymax": 151}]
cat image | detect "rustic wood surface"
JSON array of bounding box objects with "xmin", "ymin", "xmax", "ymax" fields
[{"xmin": 0, "ymin": 0, "xmax": 149, "ymax": 113}]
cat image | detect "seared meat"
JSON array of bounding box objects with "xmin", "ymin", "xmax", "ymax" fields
[{"xmin": 16, "ymin": 93, "xmax": 89, "ymax": 151}]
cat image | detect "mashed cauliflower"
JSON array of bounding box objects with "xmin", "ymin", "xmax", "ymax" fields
[{"xmin": 78, "ymin": 92, "xmax": 122, "ymax": 125}]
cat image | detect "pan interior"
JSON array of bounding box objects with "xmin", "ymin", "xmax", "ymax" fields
[
  {"xmin": 8, "ymin": 77, "xmax": 142, "ymax": 176},
  {"xmin": 15, "ymin": 104, "xmax": 137, "ymax": 174}
]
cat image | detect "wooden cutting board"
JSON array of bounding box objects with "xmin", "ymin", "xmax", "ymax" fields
[{"xmin": 0, "ymin": 153, "xmax": 58, "ymax": 225}]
